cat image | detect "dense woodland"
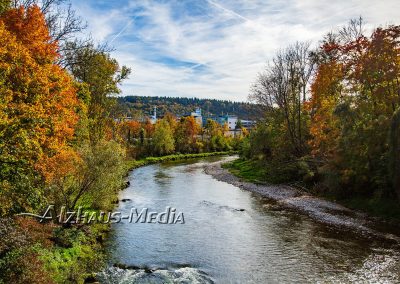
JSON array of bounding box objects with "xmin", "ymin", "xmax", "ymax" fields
[
  {"xmin": 240, "ymin": 18, "xmax": 400, "ymax": 215},
  {"xmin": 116, "ymin": 96, "xmax": 263, "ymax": 120},
  {"xmin": 0, "ymin": 1, "xmax": 131, "ymax": 283},
  {"xmin": 119, "ymin": 115, "xmax": 245, "ymax": 159}
]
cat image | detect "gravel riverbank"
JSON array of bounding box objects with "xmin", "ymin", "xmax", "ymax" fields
[{"xmin": 204, "ymin": 160, "xmax": 400, "ymax": 244}]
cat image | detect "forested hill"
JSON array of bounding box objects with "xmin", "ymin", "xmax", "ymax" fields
[{"xmin": 116, "ymin": 96, "xmax": 263, "ymax": 120}]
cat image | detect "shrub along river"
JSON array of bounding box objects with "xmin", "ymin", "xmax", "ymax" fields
[{"xmin": 98, "ymin": 157, "xmax": 400, "ymax": 283}]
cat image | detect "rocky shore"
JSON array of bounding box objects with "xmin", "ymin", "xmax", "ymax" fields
[{"xmin": 204, "ymin": 160, "xmax": 400, "ymax": 244}]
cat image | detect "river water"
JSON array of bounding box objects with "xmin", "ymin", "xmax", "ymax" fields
[{"xmin": 98, "ymin": 157, "xmax": 400, "ymax": 283}]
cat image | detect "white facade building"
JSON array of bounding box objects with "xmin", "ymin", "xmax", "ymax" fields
[
  {"xmin": 190, "ymin": 108, "xmax": 203, "ymax": 127},
  {"xmin": 150, "ymin": 106, "xmax": 157, "ymax": 124},
  {"xmin": 227, "ymin": 115, "xmax": 238, "ymax": 130}
]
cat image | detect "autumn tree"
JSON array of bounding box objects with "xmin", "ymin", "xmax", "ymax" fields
[
  {"xmin": 0, "ymin": 4, "xmax": 132, "ymax": 284},
  {"xmin": 143, "ymin": 118, "xmax": 154, "ymax": 138},
  {"xmin": 9, "ymin": 0, "xmax": 88, "ymax": 68},
  {"xmin": 175, "ymin": 116, "xmax": 200, "ymax": 153},
  {"xmin": 65, "ymin": 44, "xmax": 131, "ymax": 143},
  {"xmin": 309, "ymin": 19, "xmax": 400, "ymax": 197},
  {"xmin": 44, "ymin": 140, "xmax": 125, "ymax": 212},
  {"xmin": 125, "ymin": 120, "xmax": 142, "ymax": 143},
  {"xmin": 204, "ymin": 119, "xmax": 230, "ymax": 151},
  {"xmin": 0, "ymin": 6, "xmax": 79, "ymax": 215},
  {"xmin": 152, "ymin": 119, "xmax": 175, "ymax": 156},
  {"xmin": 307, "ymin": 61, "xmax": 343, "ymax": 158},
  {"xmin": 163, "ymin": 112, "xmax": 178, "ymax": 131}
]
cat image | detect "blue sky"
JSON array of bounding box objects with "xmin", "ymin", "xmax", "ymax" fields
[{"xmin": 70, "ymin": 0, "xmax": 400, "ymax": 102}]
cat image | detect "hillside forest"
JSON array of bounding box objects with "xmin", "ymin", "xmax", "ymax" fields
[{"xmin": 115, "ymin": 96, "xmax": 263, "ymax": 120}]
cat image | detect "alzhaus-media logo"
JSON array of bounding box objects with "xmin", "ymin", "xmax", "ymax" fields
[{"xmin": 17, "ymin": 205, "xmax": 185, "ymax": 224}]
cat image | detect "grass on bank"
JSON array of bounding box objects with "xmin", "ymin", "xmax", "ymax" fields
[
  {"xmin": 221, "ymin": 158, "xmax": 266, "ymax": 183},
  {"xmin": 223, "ymin": 158, "xmax": 400, "ymax": 222},
  {"xmin": 222, "ymin": 158, "xmax": 302, "ymax": 184},
  {"xmin": 124, "ymin": 151, "xmax": 237, "ymax": 170}
]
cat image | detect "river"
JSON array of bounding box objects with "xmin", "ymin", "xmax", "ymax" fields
[{"xmin": 98, "ymin": 157, "xmax": 400, "ymax": 283}]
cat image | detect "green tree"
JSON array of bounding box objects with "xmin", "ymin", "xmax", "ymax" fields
[
  {"xmin": 152, "ymin": 119, "xmax": 175, "ymax": 156},
  {"xmin": 45, "ymin": 140, "xmax": 125, "ymax": 212},
  {"xmin": 204, "ymin": 119, "xmax": 231, "ymax": 151},
  {"xmin": 65, "ymin": 43, "xmax": 131, "ymax": 143},
  {"xmin": 235, "ymin": 119, "xmax": 243, "ymax": 130},
  {"xmin": 0, "ymin": 0, "xmax": 11, "ymax": 14}
]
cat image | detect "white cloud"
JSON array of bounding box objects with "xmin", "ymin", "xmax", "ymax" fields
[{"xmin": 71, "ymin": 0, "xmax": 400, "ymax": 102}]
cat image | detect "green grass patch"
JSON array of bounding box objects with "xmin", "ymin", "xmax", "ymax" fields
[
  {"xmin": 125, "ymin": 151, "xmax": 237, "ymax": 171},
  {"xmin": 223, "ymin": 157, "xmax": 304, "ymax": 184},
  {"xmin": 225, "ymin": 159, "xmax": 400, "ymax": 222},
  {"xmin": 38, "ymin": 224, "xmax": 108, "ymax": 284},
  {"xmin": 222, "ymin": 158, "xmax": 267, "ymax": 183}
]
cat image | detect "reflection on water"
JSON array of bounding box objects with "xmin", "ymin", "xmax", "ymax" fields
[{"xmin": 99, "ymin": 158, "xmax": 400, "ymax": 283}]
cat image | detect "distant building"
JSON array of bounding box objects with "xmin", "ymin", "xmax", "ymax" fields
[
  {"xmin": 202, "ymin": 115, "xmax": 217, "ymax": 126},
  {"xmin": 217, "ymin": 114, "xmax": 238, "ymax": 130},
  {"xmin": 144, "ymin": 105, "xmax": 255, "ymax": 131},
  {"xmin": 114, "ymin": 116, "xmax": 134, "ymax": 123},
  {"xmin": 190, "ymin": 108, "xmax": 203, "ymax": 127},
  {"xmin": 150, "ymin": 106, "xmax": 157, "ymax": 124},
  {"xmin": 240, "ymin": 119, "xmax": 256, "ymax": 130}
]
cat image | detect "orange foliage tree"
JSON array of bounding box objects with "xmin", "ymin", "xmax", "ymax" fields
[
  {"xmin": 0, "ymin": 6, "xmax": 80, "ymax": 215},
  {"xmin": 309, "ymin": 23, "xmax": 400, "ymax": 196},
  {"xmin": 175, "ymin": 116, "xmax": 200, "ymax": 153},
  {"xmin": 308, "ymin": 62, "xmax": 344, "ymax": 158}
]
